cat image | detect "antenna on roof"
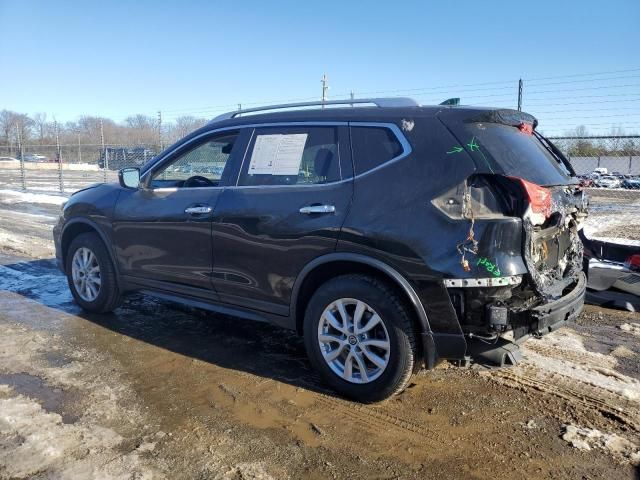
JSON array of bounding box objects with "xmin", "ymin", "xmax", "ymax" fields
[{"xmin": 439, "ymin": 98, "xmax": 460, "ymax": 106}]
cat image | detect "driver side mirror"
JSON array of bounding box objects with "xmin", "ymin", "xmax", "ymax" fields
[{"xmin": 119, "ymin": 167, "xmax": 141, "ymax": 189}]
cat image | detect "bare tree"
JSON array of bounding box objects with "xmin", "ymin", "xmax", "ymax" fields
[
  {"xmin": 32, "ymin": 112, "xmax": 48, "ymax": 144},
  {"xmin": 124, "ymin": 114, "xmax": 158, "ymax": 144},
  {"xmin": 170, "ymin": 116, "xmax": 207, "ymax": 142}
]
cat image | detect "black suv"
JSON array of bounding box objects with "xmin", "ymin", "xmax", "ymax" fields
[{"xmin": 54, "ymin": 98, "xmax": 588, "ymax": 402}]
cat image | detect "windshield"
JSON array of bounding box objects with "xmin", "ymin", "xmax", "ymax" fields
[{"xmin": 462, "ymin": 122, "xmax": 573, "ymax": 186}]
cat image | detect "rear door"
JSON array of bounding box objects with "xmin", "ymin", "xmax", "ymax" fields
[
  {"xmin": 113, "ymin": 129, "xmax": 247, "ymax": 296},
  {"xmin": 210, "ymin": 124, "xmax": 353, "ymax": 315}
]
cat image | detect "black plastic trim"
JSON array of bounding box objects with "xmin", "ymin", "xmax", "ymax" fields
[{"xmin": 290, "ymin": 252, "xmax": 433, "ymax": 334}]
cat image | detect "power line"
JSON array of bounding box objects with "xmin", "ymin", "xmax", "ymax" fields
[{"xmin": 524, "ymin": 67, "xmax": 640, "ymax": 82}]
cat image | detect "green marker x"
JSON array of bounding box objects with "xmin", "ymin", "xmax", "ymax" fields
[{"xmin": 466, "ymin": 137, "xmax": 480, "ymax": 151}]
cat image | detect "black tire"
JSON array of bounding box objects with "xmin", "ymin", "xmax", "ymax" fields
[
  {"xmin": 303, "ymin": 274, "xmax": 417, "ymax": 402},
  {"xmin": 66, "ymin": 232, "xmax": 122, "ymax": 313}
]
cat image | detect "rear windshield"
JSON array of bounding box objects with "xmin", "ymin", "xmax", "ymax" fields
[{"xmin": 463, "ymin": 123, "xmax": 572, "ymax": 186}]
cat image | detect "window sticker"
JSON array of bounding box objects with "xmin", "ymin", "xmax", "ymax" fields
[{"xmin": 248, "ymin": 133, "xmax": 308, "ymax": 176}]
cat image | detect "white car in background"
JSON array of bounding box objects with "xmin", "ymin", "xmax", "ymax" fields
[{"xmin": 597, "ymin": 175, "xmax": 622, "ymax": 188}]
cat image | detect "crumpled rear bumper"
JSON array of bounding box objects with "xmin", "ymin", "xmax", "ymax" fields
[{"xmin": 529, "ymin": 271, "xmax": 586, "ymax": 336}]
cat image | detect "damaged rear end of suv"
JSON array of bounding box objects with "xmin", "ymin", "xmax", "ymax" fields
[{"xmin": 435, "ymin": 108, "xmax": 588, "ymax": 365}]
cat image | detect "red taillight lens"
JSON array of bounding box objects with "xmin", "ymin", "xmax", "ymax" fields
[
  {"xmin": 510, "ymin": 176, "xmax": 552, "ymax": 218},
  {"xmin": 626, "ymin": 254, "xmax": 640, "ymax": 272},
  {"xmin": 518, "ymin": 122, "xmax": 533, "ymax": 135}
]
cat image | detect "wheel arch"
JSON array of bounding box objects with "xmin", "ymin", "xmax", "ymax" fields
[
  {"xmin": 60, "ymin": 219, "xmax": 118, "ymax": 276},
  {"xmin": 291, "ymin": 253, "xmax": 432, "ymax": 337}
]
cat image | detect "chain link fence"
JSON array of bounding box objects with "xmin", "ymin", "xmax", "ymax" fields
[{"xmin": 0, "ymin": 142, "xmax": 158, "ymax": 193}]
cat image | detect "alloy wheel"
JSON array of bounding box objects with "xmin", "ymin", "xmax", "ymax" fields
[
  {"xmin": 317, "ymin": 298, "xmax": 391, "ymax": 384},
  {"xmin": 71, "ymin": 247, "xmax": 101, "ymax": 302}
]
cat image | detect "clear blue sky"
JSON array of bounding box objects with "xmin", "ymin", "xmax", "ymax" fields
[{"xmin": 1, "ymin": 0, "xmax": 639, "ymax": 134}]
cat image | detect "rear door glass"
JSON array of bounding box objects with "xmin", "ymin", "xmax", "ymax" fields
[
  {"xmin": 459, "ymin": 123, "xmax": 572, "ymax": 186},
  {"xmin": 238, "ymin": 126, "xmax": 341, "ymax": 186}
]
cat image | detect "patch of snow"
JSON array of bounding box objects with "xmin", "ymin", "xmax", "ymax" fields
[
  {"xmin": 0, "ymin": 319, "xmax": 162, "ymax": 479},
  {"xmin": 619, "ymin": 323, "xmax": 640, "ymax": 336},
  {"xmin": 562, "ymin": 424, "xmax": 640, "ymax": 465},
  {"xmin": 525, "ymin": 349, "xmax": 640, "ymax": 401},
  {"xmin": 0, "ymin": 189, "xmax": 68, "ymax": 206},
  {"xmin": 523, "ymin": 329, "xmax": 640, "ymax": 402}
]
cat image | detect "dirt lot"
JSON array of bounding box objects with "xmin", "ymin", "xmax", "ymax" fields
[{"xmin": 0, "ymin": 188, "xmax": 639, "ymax": 479}]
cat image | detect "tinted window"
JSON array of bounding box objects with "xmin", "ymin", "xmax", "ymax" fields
[
  {"xmin": 151, "ymin": 132, "xmax": 238, "ymax": 187},
  {"xmin": 351, "ymin": 126, "xmax": 403, "ymax": 175},
  {"xmin": 462, "ymin": 123, "xmax": 571, "ymax": 186},
  {"xmin": 239, "ymin": 126, "xmax": 340, "ymax": 186}
]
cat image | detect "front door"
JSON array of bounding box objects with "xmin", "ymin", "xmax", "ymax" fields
[
  {"xmin": 211, "ymin": 124, "xmax": 353, "ymax": 315},
  {"xmin": 113, "ymin": 129, "xmax": 246, "ymax": 295}
]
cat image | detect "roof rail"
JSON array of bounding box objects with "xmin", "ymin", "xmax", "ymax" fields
[{"xmin": 210, "ymin": 97, "xmax": 420, "ymax": 122}]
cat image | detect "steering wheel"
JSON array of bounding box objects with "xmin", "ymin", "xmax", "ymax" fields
[{"xmin": 183, "ymin": 175, "xmax": 214, "ymax": 188}]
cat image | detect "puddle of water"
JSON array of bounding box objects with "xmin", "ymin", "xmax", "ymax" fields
[
  {"xmin": 43, "ymin": 351, "xmax": 72, "ymax": 368},
  {"xmin": 0, "ymin": 373, "xmax": 80, "ymax": 424}
]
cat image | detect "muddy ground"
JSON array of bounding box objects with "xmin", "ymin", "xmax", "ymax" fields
[{"xmin": 0, "ymin": 188, "xmax": 639, "ymax": 479}]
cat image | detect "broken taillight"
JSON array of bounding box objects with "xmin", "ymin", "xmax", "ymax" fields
[
  {"xmin": 518, "ymin": 122, "xmax": 533, "ymax": 135},
  {"xmin": 626, "ymin": 254, "xmax": 640, "ymax": 272},
  {"xmin": 509, "ymin": 177, "xmax": 552, "ymax": 219}
]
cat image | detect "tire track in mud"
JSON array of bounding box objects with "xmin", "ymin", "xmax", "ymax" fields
[
  {"xmin": 489, "ymin": 365, "xmax": 640, "ymax": 431},
  {"xmin": 314, "ymin": 394, "xmax": 432, "ymax": 438}
]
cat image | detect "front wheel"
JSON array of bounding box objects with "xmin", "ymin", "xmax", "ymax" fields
[
  {"xmin": 66, "ymin": 232, "xmax": 122, "ymax": 313},
  {"xmin": 303, "ymin": 275, "xmax": 417, "ymax": 402}
]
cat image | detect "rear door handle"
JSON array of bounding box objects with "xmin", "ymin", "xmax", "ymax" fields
[
  {"xmin": 299, "ymin": 205, "xmax": 335, "ymax": 214},
  {"xmin": 185, "ymin": 205, "xmax": 212, "ymax": 214}
]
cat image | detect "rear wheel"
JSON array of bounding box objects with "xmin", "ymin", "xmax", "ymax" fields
[
  {"xmin": 66, "ymin": 232, "xmax": 122, "ymax": 313},
  {"xmin": 303, "ymin": 274, "xmax": 417, "ymax": 402}
]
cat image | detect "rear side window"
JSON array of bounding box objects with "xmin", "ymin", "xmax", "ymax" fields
[
  {"xmin": 238, "ymin": 126, "xmax": 340, "ymax": 186},
  {"xmin": 350, "ymin": 126, "xmax": 403, "ymax": 175}
]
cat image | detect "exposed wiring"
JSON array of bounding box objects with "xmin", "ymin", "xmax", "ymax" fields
[{"xmin": 456, "ymin": 181, "xmax": 479, "ymax": 272}]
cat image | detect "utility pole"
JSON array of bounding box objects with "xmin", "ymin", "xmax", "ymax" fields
[
  {"xmin": 17, "ymin": 125, "xmax": 26, "ymax": 190},
  {"xmin": 517, "ymin": 78, "xmax": 523, "ymax": 111},
  {"xmin": 55, "ymin": 120, "xmax": 64, "ymax": 193},
  {"xmin": 100, "ymin": 119, "xmax": 107, "ymax": 182},
  {"xmin": 238, "ymin": 103, "xmax": 242, "ymax": 112},
  {"xmin": 350, "ymin": 90, "xmax": 355, "ymax": 107},
  {"xmin": 321, "ymin": 74, "xmax": 329, "ymax": 108},
  {"xmin": 157, "ymin": 110, "xmax": 163, "ymax": 150}
]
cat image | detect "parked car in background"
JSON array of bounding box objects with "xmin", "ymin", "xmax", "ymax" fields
[
  {"xmin": 20, "ymin": 153, "xmax": 49, "ymax": 162},
  {"xmin": 54, "ymin": 98, "xmax": 588, "ymax": 402},
  {"xmin": 596, "ymin": 175, "xmax": 622, "ymax": 188},
  {"xmin": 576, "ymin": 175, "xmax": 593, "ymax": 187},
  {"xmin": 593, "ymin": 167, "xmax": 608, "ymax": 175},
  {"xmin": 622, "ymin": 177, "xmax": 640, "ymax": 189}
]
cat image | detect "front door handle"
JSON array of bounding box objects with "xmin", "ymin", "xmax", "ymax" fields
[
  {"xmin": 185, "ymin": 205, "xmax": 212, "ymax": 214},
  {"xmin": 299, "ymin": 205, "xmax": 335, "ymax": 214}
]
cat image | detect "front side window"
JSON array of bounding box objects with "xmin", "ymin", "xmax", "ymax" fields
[
  {"xmin": 151, "ymin": 132, "xmax": 238, "ymax": 188},
  {"xmin": 351, "ymin": 126, "xmax": 403, "ymax": 175},
  {"xmin": 238, "ymin": 126, "xmax": 340, "ymax": 186}
]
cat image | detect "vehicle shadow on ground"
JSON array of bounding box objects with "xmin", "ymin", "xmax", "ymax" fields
[{"xmin": 0, "ymin": 258, "xmax": 336, "ymax": 398}]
